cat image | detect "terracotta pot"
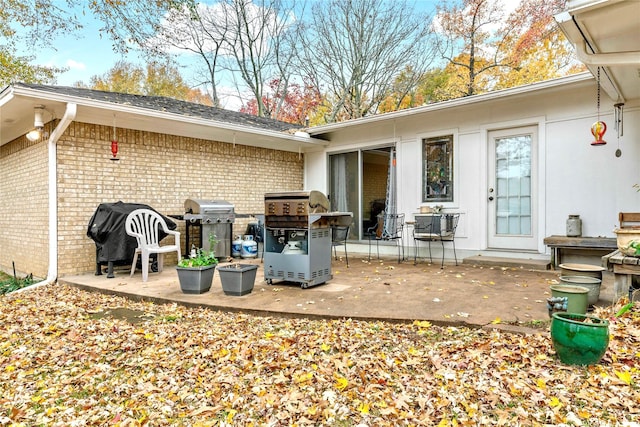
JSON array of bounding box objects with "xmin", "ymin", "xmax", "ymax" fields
[{"xmin": 551, "ymin": 312, "xmax": 609, "ymax": 366}]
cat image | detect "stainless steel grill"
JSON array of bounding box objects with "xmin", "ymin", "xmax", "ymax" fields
[
  {"xmin": 264, "ymin": 191, "xmax": 351, "ymax": 288},
  {"xmin": 184, "ymin": 199, "xmax": 235, "ymax": 258}
]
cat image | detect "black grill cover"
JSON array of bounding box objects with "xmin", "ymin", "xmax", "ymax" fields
[{"xmin": 87, "ymin": 201, "xmax": 177, "ymax": 264}]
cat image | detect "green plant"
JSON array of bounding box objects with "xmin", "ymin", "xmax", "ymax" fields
[
  {"xmin": 629, "ymin": 240, "xmax": 640, "ymax": 255},
  {"xmin": 0, "ymin": 271, "xmax": 34, "ymax": 294},
  {"xmin": 178, "ymin": 233, "xmax": 219, "ymax": 268}
]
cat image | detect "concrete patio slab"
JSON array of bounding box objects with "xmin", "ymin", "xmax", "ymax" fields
[{"xmin": 58, "ymin": 255, "xmax": 619, "ymax": 333}]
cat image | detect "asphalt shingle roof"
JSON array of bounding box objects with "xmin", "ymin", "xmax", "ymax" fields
[{"xmin": 15, "ymin": 82, "xmax": 302, "ymax": 133}]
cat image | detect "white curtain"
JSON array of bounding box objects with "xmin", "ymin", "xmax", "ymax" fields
[
  {"xmin": 331, "ymin": 154, "xmax": 348, "ymax": 212},
  {"xmin": 383, "ymin": 147, "xmax": 397, "ymax": 237}
]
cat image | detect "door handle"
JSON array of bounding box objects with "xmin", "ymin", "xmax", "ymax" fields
[
  {"xmin": 488, "ymin": 187, "xmax": 494, "ymax": 201},
  {"xmin": 488, "ymin": 196, "xmax": 494, "ymax": 201}
]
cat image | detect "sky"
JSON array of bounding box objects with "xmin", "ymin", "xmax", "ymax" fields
[
  {"xmin": 26, "ymin": 0, "xmax": 444, "ymax": 88},
  {"xmin": 17, "ymin": 0, "xmax": 521, "ymax": 108}
]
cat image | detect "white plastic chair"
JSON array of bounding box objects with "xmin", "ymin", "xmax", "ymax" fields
[{"xmin": 125, "ymin": 208, "xmax": 181, "ymax": 282}]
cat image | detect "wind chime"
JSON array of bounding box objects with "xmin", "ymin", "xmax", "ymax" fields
[
  {"xmin": 111, "ymin": 114, "xmax": 120, "ymax": 161},
  {"xmin": 590, "ymin": 67, "xmax": 607, "ymax": 146},
  {"xmin": 614, "ymin": 102, "xmax": 624, "ymax": 157}
]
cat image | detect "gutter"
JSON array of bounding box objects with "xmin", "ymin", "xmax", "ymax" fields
[
  {"xmin": 574, "ymin": 40, "xmax": 640, "ymax": 66},
  {"xmin": 14, "ymin": 103, "xmax": 77, "ymax": 293},
  {"xmin": 308, "ymin": 73, "xmax": 593, "ymax": 135}
]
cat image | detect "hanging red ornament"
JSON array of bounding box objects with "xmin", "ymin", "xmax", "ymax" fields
[
  {"xmin": 590, "ymin": 121, "xmax": 607, "ymax": 146},
  {"xmin": 110, "ymin": 114, "xmax": 120, "ymax": 161},
  {"xmin": 111, "ymin": 139, "xmax": 119, "ymax": 159}
]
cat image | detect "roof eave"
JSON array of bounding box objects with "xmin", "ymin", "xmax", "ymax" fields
[
  {"xmin": 308, "ymin": 73, "xmax": 593, "ymax": 136},
  {"xmin": 3, "ymin": 84, "xmax": 327, "ymax": 150}
]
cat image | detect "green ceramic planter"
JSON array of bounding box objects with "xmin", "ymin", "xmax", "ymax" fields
[
  {"xmin": 550, "ymin": 284, "xmax": 589, "ymax": 314},
  {"xmin": 550, "ymin": 312, "xmax": 609, "ymax": 366}
]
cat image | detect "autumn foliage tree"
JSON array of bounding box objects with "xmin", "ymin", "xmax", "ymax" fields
[
  {"xmin": 239, "ymin": 78, "xmax": 322, "ymax": 125},
  {"xmin": 434, "ymin": 0, "xmax": 576, "ymax": 98},
  {"xmin": 81, "ymin": 60, "xmax": 213, "ymax": 105}
]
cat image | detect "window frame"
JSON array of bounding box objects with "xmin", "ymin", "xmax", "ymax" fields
[{"xmin": 422, "ymin": 134, "xmax": 454, "ymax": 203}]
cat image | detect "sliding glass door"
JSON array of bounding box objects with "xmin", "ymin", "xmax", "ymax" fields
[{"xmin": 329, "ymin": 147, "xmax": 393, "ymax": 239}]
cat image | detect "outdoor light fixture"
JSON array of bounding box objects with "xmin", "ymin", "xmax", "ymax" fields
[{"xmin": 26, "ymin": 105, "xmax": 45, "ymax": 142}]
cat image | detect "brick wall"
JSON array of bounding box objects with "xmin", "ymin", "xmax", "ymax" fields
[
  {"xmin": 0, "ymin": 128, "xmax": 50, "ymax": 279},
  {"xmin": 362, "ymin": 159, "xmax": 388, "ymax": 223},
  {"xmin": 1, "ymin": 120, "xmax": 304, "ymax": 278}
]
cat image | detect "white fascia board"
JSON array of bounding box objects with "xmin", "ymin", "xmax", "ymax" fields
[
  {"xmin": 564, "ymin": 0, "xmax": 625, "ymax": 15},
  {"xmin": 308, "ymin": 73, "xmax": 593, "ymax": 135},
  {"xmin": 10, "ymin": 85, "xmax": 327, "ymax": 147},
  {"xmin": 0, "ymin": 87, "xmax": 15, "ymax": 108}
]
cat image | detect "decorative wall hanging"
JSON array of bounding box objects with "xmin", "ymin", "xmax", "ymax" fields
[
  {"xmin": 590, "ymin": 67, "xmax": 607, "ymax": 146},
  {"xmin": 111, "ymin": 114, "xmax": 120, "ymax": 161},
  {"xmin": 614, "ymin": 102, "xmax": 624, "ymax": 157}
]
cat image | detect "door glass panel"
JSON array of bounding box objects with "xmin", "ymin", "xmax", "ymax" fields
[
  {"xmin": 329, "ymin": 152, "xmax": 359, "ymax": 239},
  {"xmin": 494, "ymin": 135, "xmax": 532, "ymax": 236}
]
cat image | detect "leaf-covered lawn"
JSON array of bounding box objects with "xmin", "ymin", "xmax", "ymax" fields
[{"xmin": 1, "ymin": 284, "xmax": 638, "ymax": 426}]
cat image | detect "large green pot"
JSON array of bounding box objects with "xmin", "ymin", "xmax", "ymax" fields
[{"xmin": 550, "ymin": 312, "xmax": 609, "ymax": 366}]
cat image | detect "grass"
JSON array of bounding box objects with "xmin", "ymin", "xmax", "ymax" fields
[{"xmin": 0, "ymin": 270, "xmax": 35, "ymax": 294}]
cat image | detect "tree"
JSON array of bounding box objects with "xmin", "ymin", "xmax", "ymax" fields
[
  {"xmin": 81, "ymin": 60, "xmax": 213, "ymax": 105},
  {"xmin": 434, "ymin": 0, "xmax": 509, "ymax": 97},
  {"xmin": 434, "ymin": 0, "xmax": 574, "ymax": 98},
  {"xmin": 239, "ymin": 78, "xmax": 322, "ymax": 125},
  {"xmin": 491, "ymin": 0, "xmax": 583, "ymax": 89},
  {"xmin": 0, "ymin": 0, "xmax": 82, "ymax": 86},
  {"xmin": 89, "ymin": 0, "xmax": 301, "ymax": 116},
  {"xmin": 297, "ymin": 0, "xmax": 437, "ymax": 123},
  {"xmin": 378, "ymin": 66, "xmax": 452, "ymax": 113}
]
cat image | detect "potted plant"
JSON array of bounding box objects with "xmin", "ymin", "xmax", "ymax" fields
[
  {"xmin": 176, "ymin": 234, "xmax": 218, "ymax": 294},
  {"xmin": 614, "ymin": 229, "xmax": 640, "ymax": 256},
  {"xmin": 217, "ymin": 263, "xmax": 258, "ymax": 296}
]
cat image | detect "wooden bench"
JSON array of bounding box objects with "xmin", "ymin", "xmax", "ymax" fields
[
  {"xmin": 602, "ymin": 250, "xmax": 640, "ymax": 301},
  {"xmin": 619, "ymin": 212, "xmax": 640, "ymax": 228},
  {"xmin": 543, "ymin": 235, "xmax": 618, "ymax": 269}
]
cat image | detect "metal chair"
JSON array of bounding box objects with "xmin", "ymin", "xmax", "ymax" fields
[
  {"xmin": 125, "ymin": 208, "xmax": 181, "ymax": 282},
  {"xmin": 368, "ymin": 213, "xmax": 405, "ymax": 263},
  {"xmin": 331, "ymin": 225, "xmax": 350, "ymax": 267},
  {"xmin": 413, "ymin": 213, "xmax": 460, "ymax": 268}
]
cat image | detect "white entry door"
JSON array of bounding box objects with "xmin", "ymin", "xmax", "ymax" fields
[{"xmin": 488, "ymin": 126, "xmax": 538, "ymax": 250}]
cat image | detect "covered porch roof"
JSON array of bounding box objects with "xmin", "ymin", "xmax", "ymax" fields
[{"xmin": 555, "ymin": 0, "xmax": 640, "ymax": 103}]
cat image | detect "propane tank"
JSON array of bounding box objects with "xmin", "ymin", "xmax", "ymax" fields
[
  {"xmin": 241, "ymin": 235, "xmax": 258, "ymax": 258},
  {"xmin": 231, "ymin": 235, "xmax": 243, "ymax": 258}
]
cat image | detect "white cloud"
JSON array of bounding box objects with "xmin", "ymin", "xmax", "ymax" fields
[{"xmin": 65, "ymin": 59, "xmax": 86, "ymax": 70}]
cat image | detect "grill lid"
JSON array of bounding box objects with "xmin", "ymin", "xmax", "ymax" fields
[
  {"xmin": 184, "ymin": 199, "xmax": 235, "ymax": 215},
  {"xmin": 264, "ymin": 191, "xmax": 330, "ymax": 214}
]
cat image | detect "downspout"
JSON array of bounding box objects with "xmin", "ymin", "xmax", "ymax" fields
[
  {"xmin": 574, "ymin": 40, "xmax": 640, "ymax": 66},
  {"xmin": 15, "ymin": 103, "xmax": 77, "ymax": 292}
]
